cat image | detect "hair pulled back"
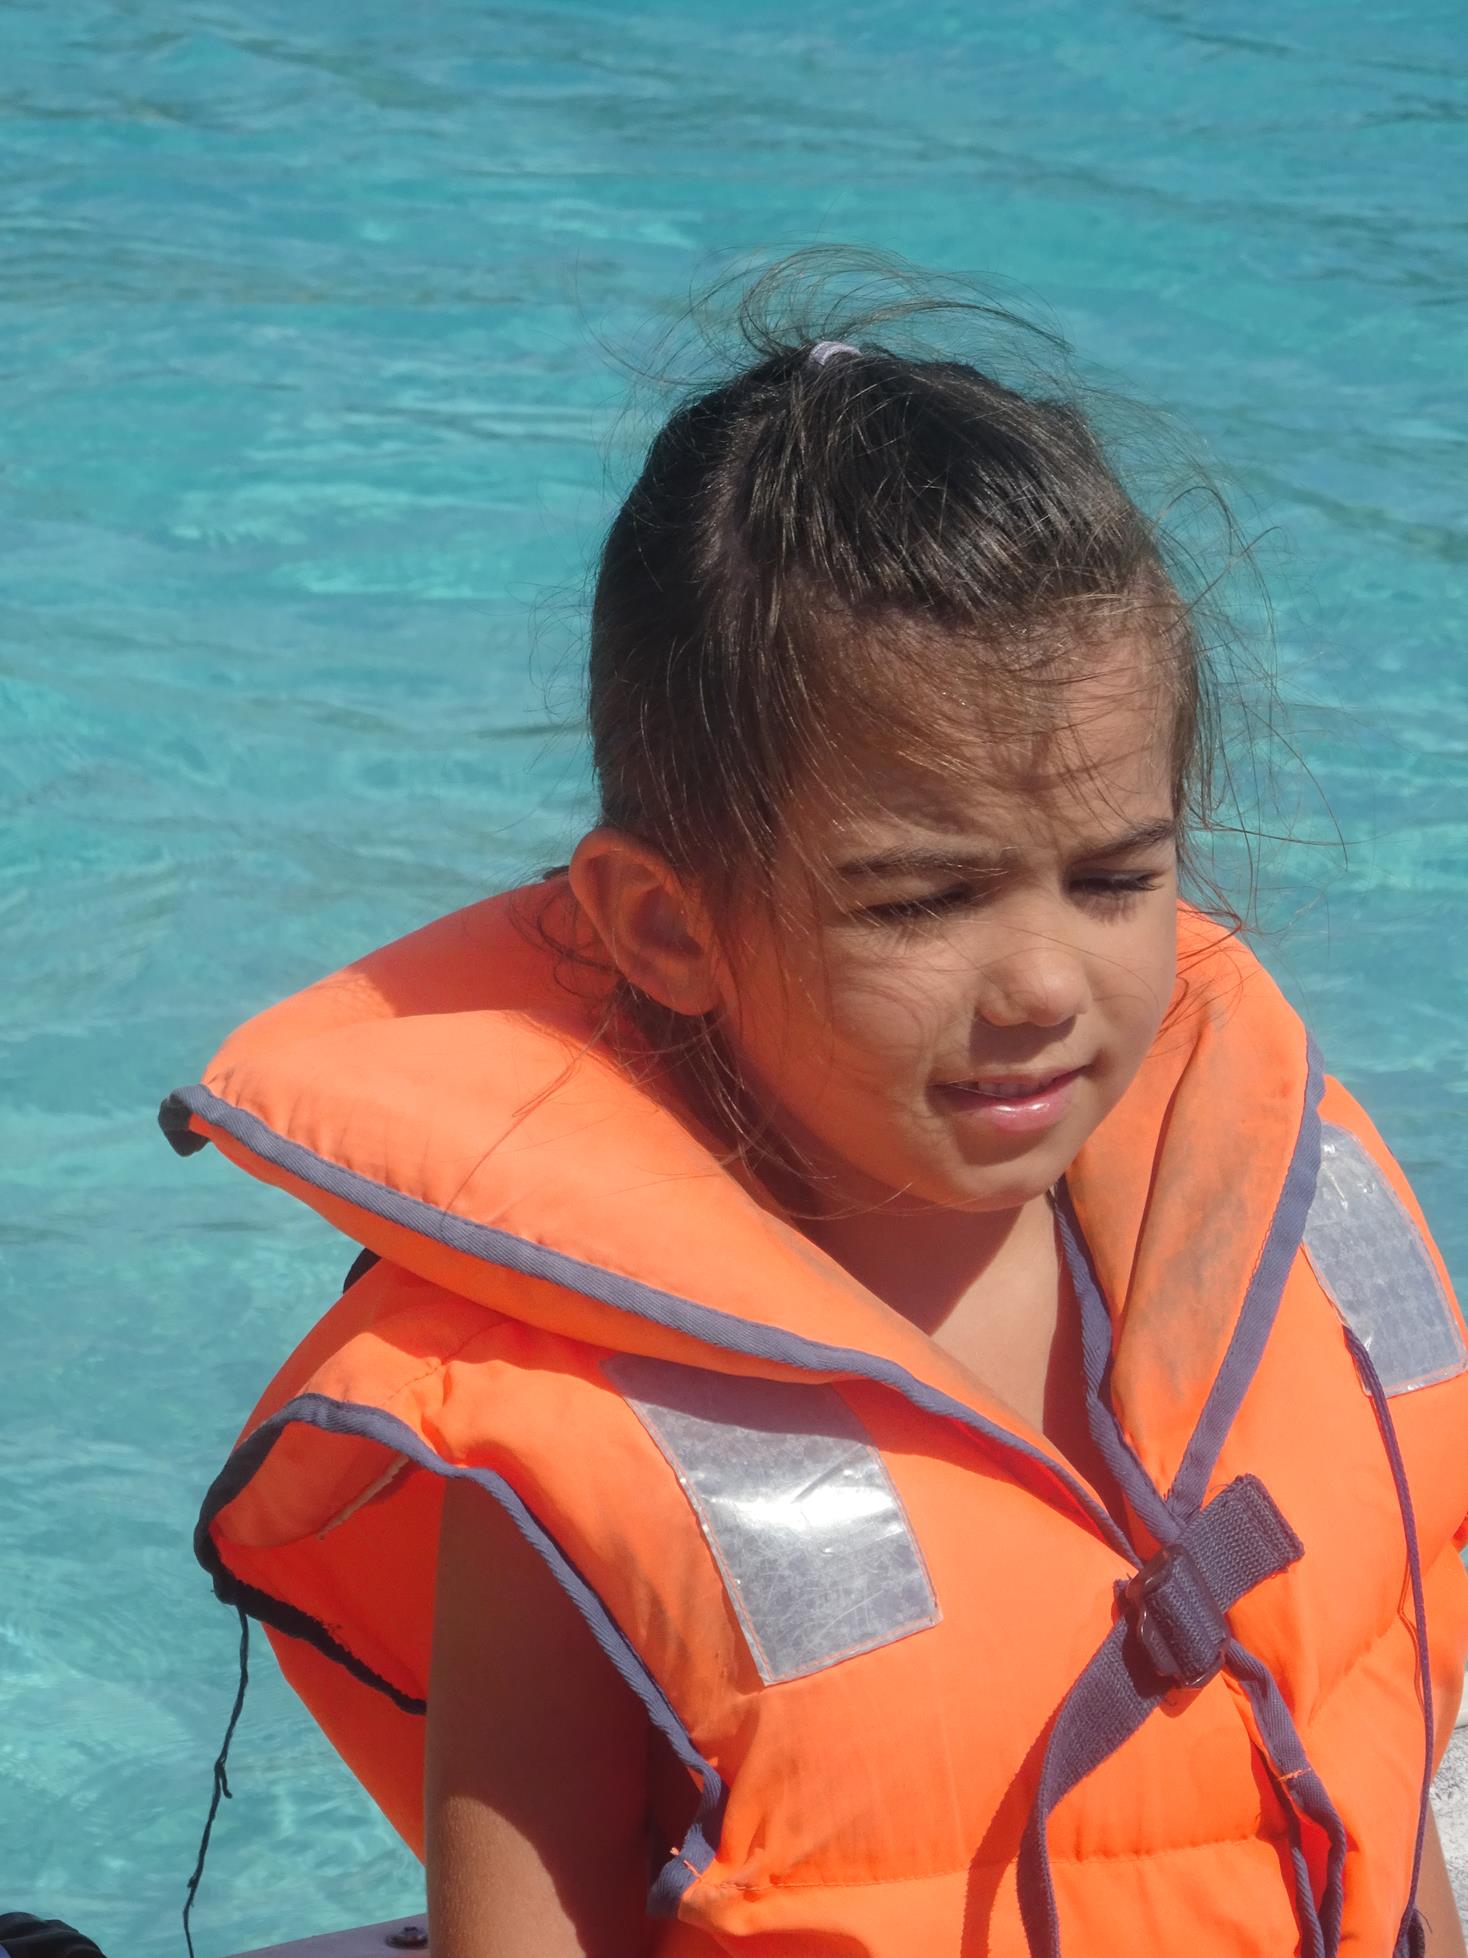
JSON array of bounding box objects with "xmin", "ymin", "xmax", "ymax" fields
[
  {"xmin": 585, "ymin": 252, "xmax": 1234, "ymax": 932},
  {"xmin": 547, "ymin": 251, "xmax": 1297, "ymax": 1176}
]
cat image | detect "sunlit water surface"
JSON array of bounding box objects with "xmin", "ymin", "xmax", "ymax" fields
[{"xmin": 2, "ymin": 2, "xmax": 1464, "ymax": 1950}]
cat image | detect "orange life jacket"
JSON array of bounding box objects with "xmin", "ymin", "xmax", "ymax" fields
[{"xmin": 162, "ymin": 884, "xmax": 1468, "ymax": 1956}]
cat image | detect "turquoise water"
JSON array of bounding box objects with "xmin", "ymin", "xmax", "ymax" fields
[{"xmin": 3, "ymin": 1, "xmax": 1464, "ymax": 1951}]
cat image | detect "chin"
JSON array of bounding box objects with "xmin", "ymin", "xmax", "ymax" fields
[
  {"xmin": 807, "ymin": 1121, "xmax": 1070, "ymax": 1216},
  {"xmin": 941, "ymin": 1140, "xmax": 1075, "ymax": 1212},
  {"xmin": 950, "ymin": 1174, "xmax": 1055, "ymax": 1214},
  {"xmin": 894, "ymin": 1155, "xmax": 1055, "ymax": 1214}
]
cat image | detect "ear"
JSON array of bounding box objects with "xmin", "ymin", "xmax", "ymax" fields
[{"xmin": 568, "ymin": 828, "xmax": 722, "ymax": 1017}]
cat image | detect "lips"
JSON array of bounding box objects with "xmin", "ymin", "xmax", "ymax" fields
[
  {"xmin": 931, "ymin": 1065, "xmax": 1086, "ymax": 1136},
  {"xmin": 942, "ymin": 1066, "xmax": 1083, "ymax": 1100}
]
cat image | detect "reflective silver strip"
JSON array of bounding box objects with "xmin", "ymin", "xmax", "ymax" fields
[
  {"xmin": 605, "ymin": 1355, "xmax": 940, "ymax": 1685},
  {"xmin": 1305, "ymin": 1123, "xmax": 1466, "ymax": 1395}
]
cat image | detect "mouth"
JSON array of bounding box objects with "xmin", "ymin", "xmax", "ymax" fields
[
  {"xmin": 938, "ymin": 1065, "xmax": 1085, "ymax": 1101},
  {"xmin": 930, "ymin": 1064, "xmax": 1088, "ymax": 1132}
]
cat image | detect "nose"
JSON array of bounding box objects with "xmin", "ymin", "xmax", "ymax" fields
[{"xmin": 972, "ymin": 933, "xmax": 1089, "ymax": 1031}]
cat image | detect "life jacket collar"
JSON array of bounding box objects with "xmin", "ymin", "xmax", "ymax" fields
[{"xmin": 161, "ymin": 884, "xmax": 1312, "ymax": 1508}]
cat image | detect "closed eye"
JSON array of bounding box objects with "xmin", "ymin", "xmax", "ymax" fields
[
  {"xmin": 858, "ymin": 871, "xmax": 1164, "ymax": 927},
  {"xmin": 857, "ymin": 885, "xmax": 975, "ymax": 925},
  {"xmin": 1072, "ymin": 873, "xmax": 1163, "ymax": 911}
]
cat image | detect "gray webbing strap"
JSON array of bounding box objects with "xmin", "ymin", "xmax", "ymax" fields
[
  {"xmin": 1029, "ymin": 1040, "xmax": 1351, "ymax": 1956},
  {"xmin": 1016, "ymin": 1474, "xmax": 1304, "ymax": 1958},
  {"xmin": 1395, "ymin": 1908, "xmax": 1427, "ymax": 1957}
]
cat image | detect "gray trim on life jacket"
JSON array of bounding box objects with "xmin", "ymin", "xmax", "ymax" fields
[
  {"xmin": 1345, "ymin": 1325, "xmax": 1437, "ymax": 1958},
  {"xmin": 194, "ymin": 1391, "xmax": 727, "ymax": 1918},
  {"xmin": 174, "ymin": 1028, "xmax": 1427, "ymax": 1958},
  {"xmin": 1019, "ymin": 1036, "xmax": 1350, "ymax": 1958},
  {"xmin": 159, "ymin": 1081, "xmax": 1137, "ymax": 1563}
]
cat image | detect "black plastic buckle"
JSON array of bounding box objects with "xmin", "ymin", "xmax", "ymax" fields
[{"xmin": 1118, "ymin": 1539, "xmax": 1229, "ymax": 1691}]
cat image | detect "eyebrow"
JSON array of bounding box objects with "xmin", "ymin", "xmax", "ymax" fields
[{"xmin": 834, "ymin": 818, "xmax": 1180, "ymax": 883}]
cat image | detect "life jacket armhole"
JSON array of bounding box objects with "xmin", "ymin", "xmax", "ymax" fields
[
  {"xmin": 605, "ymin": 1355, "xmax": 941, "ymax": 1686},
  {"xmin": 1304, "ymin": 1123, "xmax": 1466, "ymax": 1396},
  {"xmin": 343, "ymin": 1246, "xmax": 381, "ymax": 1293},
  {"xmin": 198, "ymin": 1393, "xmax": 725, "ymax": 1919}
]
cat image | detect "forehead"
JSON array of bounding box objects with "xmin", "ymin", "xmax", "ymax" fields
[{"xmin": 802, "ymin": 658, "xmax": 1178, "ymax": 857}]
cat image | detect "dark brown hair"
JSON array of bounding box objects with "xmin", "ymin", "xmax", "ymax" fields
[
  {"xmin": 551, "ymin": 252, "xmax": 1285, "ymax": 1155},
  {"xmin": 585, "ymin": 257, "xmax": 1247, "ymax": 916}
]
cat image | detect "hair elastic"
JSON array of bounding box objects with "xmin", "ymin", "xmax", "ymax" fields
[{"xmin": 807, "ymin": 340, "xmax": 859, "ymax": 367}]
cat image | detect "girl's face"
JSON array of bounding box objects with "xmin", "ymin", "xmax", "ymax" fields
[{"xmin": 709, "ymin": 662, "xmax": 1181, "ymax": 1216}]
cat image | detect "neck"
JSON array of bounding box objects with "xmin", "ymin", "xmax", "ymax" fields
[{"xmin": 803, "ymin": 1189, "xmax": 1057, "ymax": 1339}]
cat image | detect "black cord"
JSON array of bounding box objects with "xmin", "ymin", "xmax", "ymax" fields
[{"xmin": 182, "ymin": 1606, "xmax": 250, "ymax": 1958}]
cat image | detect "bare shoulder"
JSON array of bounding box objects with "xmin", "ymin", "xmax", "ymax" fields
[{"xmin": 425, "ymin": 1475, "xmax": 653, "ymax": 1958}]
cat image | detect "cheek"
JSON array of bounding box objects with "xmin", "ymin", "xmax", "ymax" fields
[
  {"xmin": 730, "ymin": 943, "xmax": 951, "ymax": 1105},
  {"xmin": 819, "ymin": 944, "xmax": 958, "ymax": 1074},
  {"xmin": 1113, "ymin": 907, "xmax": 1179, "ymax": 1049},
  {"xmin": 718, "ymin": 935, "xmax": 844, "ymax": 1091}
]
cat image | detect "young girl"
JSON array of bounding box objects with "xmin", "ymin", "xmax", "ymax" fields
[{"xmin": 163, "ymin": 285, "xmax": 1468, "ymax": 1957}]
